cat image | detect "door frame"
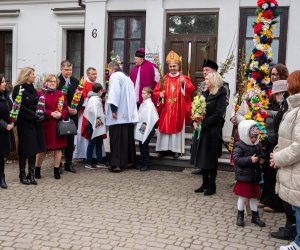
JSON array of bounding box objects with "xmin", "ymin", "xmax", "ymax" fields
[{"xmin": 165, "ymin": 12, "xmax": 219, "ymax": 85}]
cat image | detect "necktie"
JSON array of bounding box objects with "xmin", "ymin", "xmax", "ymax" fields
[{"xmin": 66, "ymin": 78, "xmax": 70, "ymax": 88}]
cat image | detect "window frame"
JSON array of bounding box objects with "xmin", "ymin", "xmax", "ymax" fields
[
  {"xmin": 238, "ymin": 7, "xmax": 289, "ymax": 66},
  {"xmin": 107, "ymin": 12, "xmax": 146, "ymax": 75},
  {"xmin": 0, "ymin": 30, "xmax": 13, "ymax": 82},
  {"xmin": 66, "ymin": 29, "xmax": 85, "ymax": 79}
]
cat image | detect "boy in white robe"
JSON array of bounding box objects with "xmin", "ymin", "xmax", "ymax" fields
[
  {"xmin": 83, "ymin": 84, "xmax": 106, "ymax": 169},
  {"xmin": 135, "ymin": 87, "xmax": 159, "ymax": 171}
]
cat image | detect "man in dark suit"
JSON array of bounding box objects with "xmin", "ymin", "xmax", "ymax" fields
[{"xmin": 58, "ymin": 60, "xmax": 83, "ymax": 173}]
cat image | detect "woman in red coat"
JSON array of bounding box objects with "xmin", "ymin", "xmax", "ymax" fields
[{"xmin": 35, "ymin": 74, "xmax": 68, "ymax": 179}]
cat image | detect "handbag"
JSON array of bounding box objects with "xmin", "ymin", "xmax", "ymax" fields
[{"xmin": 57, "ymin": 117, "xmax": 77, "ymax": 136}]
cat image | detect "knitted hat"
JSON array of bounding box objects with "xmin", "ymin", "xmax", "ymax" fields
[
  {"xmin": 249, "ymin": 125, "xmax": 259, "ymax": 136},
  {"xmin": 272, "ymin": 80, "xmax": 288, "ymax": 95},
  {"xmin": 135, "ymin": 48, "xmax": 145, "ymax": 58},
  {"xmin": 202, "ymin": 59, "xmax": 218, "ymax": 71}
]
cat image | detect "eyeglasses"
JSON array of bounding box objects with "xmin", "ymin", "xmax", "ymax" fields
[{"xmin": 48, "ymin": 80, "xmax": 57, "ymax": 83}]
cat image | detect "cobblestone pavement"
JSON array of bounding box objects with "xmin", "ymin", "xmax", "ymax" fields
[{"xmin": 0, "ymin": 158, "xmax": 289, "ymax": 250}]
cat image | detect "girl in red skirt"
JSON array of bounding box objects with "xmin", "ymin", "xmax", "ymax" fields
[{"xmin": 233, "ymin": 120, "xmax": 266, "ymax": 227}]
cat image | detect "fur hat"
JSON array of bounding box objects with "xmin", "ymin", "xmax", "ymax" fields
[
  {"xmin": 135, "ymin": 48, "xmax": 145, "ymax": 58},
  {"xmin": 272, "ymin": 80, "xmax": 288, "ymax": 95},
  {"xmin": 202, "ymin": 59, "xmax": 218, "ymax": 71}
]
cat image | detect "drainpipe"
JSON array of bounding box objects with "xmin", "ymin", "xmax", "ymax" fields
[{"xmin": 78, "ymin": 0, "xmax": 86, "ymax": 8}]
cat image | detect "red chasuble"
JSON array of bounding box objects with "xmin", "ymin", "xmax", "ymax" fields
[{"xmin": 153, "ymin": 74, "xmax": 195, "ymax": 134}]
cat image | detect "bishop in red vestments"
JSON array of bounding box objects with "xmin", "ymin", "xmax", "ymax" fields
[{"xmin": 153, "ymin": 50, "xmax": 195, "ymax": 157}]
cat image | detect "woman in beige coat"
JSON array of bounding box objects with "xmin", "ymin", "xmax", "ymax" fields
[{"xmin": 270, "ymin": 70, "xmax": 300, "ymax": 250}]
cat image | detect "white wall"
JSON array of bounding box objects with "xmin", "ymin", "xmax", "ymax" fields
[
  {"xmin": 217, "ymin": 0, "xmax": 240, "ymax": 139},
  {"xmin": 1, "ymin": 0, "xmax": 299, "ymax": 138},
  {"xmin": 286, "ymin": 0, "xmax": 300, "ymax": 71},
  {"xmin": 145, "ymin": 0, "xmax": 164, "ymax": 61},
  {"xmin": 0, "ymin": 1, "xmax": 84, "ymax": 81},
  {"xmin": 84, "ymin": 1, "xmax": 107, "ymax": 82}
]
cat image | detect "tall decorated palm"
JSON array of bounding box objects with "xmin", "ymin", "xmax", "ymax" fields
[{"xmin": 243, "ymin": 0, "xmax": 279, "ymax": 140}]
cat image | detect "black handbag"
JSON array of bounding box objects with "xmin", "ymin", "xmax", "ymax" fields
[{"xmin": 57, "ymin": 118, "xmax": 77, "ymax": 136}]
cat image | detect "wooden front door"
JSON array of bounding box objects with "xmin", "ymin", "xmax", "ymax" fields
[{"xmin": 166, "ymin": 13, "xmax": 218, "ymax": 88}]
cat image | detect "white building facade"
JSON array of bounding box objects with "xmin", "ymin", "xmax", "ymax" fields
[{"xmin": 0, "ymin": 0, "xmax": 300, "ymax": 138}]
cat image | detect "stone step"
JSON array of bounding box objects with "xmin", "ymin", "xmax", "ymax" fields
[
  {"xmin": 135, "ymin": 142, "xmax": 231, "ymax": 159},
  {"xmin": 135, "ymin": 152, "xmax": 233, "ymax": 172},
  {"xmin": 134, "ymin": 130, "xmax": 232, "ymax": 172}
]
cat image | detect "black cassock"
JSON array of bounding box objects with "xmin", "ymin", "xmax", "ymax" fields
[{"xmin": 109, "ymin": 123, "xmax": 136, "ymax": 167}]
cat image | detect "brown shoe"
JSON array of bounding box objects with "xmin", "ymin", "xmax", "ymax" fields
[
  {"xmin": 263, "ymin": 206, "xmax": 275, "ymax": 213},
  {"xmin": 258, "ymin": 202, "xmax": 265, "ymax": 208}
]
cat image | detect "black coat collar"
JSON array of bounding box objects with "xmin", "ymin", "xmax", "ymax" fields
[{"xmin": 204, "ymin": 86, "xmax": 226, "ymax": 101}]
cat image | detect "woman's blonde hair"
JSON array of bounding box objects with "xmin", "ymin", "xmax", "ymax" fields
[
  {"xmin": 44, "ymin": 74, "xmax": 60, "ymax": 88},
  {"xmin": 205, "ymin": 72, "xmax": 223, "ymax": 95},
  {"xmin": 14, "ymin": 67, "xmax": 35, "ymax": 86}
]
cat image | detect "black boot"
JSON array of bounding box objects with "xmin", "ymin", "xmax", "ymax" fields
[
  {"xmin": 204, "ymin": 169, "xmax": 216, "ymax": 196},
  {"xmin": 64, "ymin": 162, "xmax": 76, "ymax": 173},
  {"xmin": 140, "ymin": 165, "xmax": 149, "ymax": 171},
  {"xmin": 0, "ymin": 174, "xmax": 7, "ymax": 189},
  {"xmin": 54, "ymin": 167, "xmax": 61, "ymax": 180},
  {"xmin": 35, "ymin": 167, "xmax": 41, "ymax": 179},
  {"xmin": 236, "ymin": 210, "xmax": 245, "ymax": 227},
  {"xmin": 0, "ymin": 157, "xmax": 7, "ymax": 189},
  {"xmin": 19, "ymin": 156, "xmax": 30, "ymax": 185},
  {"xmin": 195, "ymin": 170, "xmax": 209, "ymax": 193},
  {"xmin": 251, "ymin": 211, "xmax": 265, "ymax": 227},
  {"xmin": 59, "ymin": 162, "xmax": 63, "ymax": 174},
  {"xmin": 271, "ymin": 226, "xmax": 296, "ymax": 240},
  {"xmin": 27, "ymin": 165, "xmax": 38, "ymax": 185}
]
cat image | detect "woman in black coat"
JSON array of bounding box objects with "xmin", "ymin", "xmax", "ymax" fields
[
  {"xmin": 190, "ymin": 72, "xmax": 227, "ymax": 195},
  {"xmin": 12, "ymin": 67, "xmax": 46, "ymax": 185},
  {"xmin": 0, "ymin": 74, "xmax": 16, "ymax": 189}
]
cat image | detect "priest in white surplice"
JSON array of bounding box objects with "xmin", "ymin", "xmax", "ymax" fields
[{"xmin": 106, "ymin": 61, "xmax": 139, "ymax": 172}]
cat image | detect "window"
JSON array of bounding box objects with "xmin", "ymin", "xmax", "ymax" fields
[
  {"xmin": 239, "ymin": 8, "xmax": 288, "ymax": 66},
  {"xmin": 108, "ymin": 12, "xmax": 146, "ymax": 74},
  {"xmin": 168, "ymin": 14, "xmax": 217, "ymax": 35},
  {"xmin": 0, "ymin": 31, "xmax": 12, "ymax": 82},
  {"xmin": 67, "ymin": 30, "xmax": 84, "ymax": 79}
]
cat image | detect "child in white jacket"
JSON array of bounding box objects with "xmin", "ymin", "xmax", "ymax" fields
[{"xmin": 83, "ymin": 83, "xmax": 106, "ymax": 169}]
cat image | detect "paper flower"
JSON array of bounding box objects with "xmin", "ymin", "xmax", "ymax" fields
[
  {"xmin": 191, "ymin": 94, "xmax": 206, "ymax": 139},
  {"xmin": 10, "ymin": 86, "xmax": 24, "ymax": 123},
  {"xmin": 243, "ymin": 0, "xmax": 278, "ymax": 140},
  {"xmin": 70, "ymin": 78, "xmax": 84, "ymax": 109}
]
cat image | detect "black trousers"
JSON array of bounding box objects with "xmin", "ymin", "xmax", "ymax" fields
[
  {"xmin": 139, "ymin": 129, "xmax": 155, "ymax": 167},
  {"xmin": 0, "ymin": 154, "xmax": 5, "ymax": 176},
  {"xmin": 64, "ymin": 134, "xmax": 75, "ymax": 164},
  {"xmin": 283, "ymin": 200, "xmax": 296, "ymax": 226},
  {"xmin": 202, "ymin": 169, "xmax": 217, "ymax": 186}
]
